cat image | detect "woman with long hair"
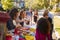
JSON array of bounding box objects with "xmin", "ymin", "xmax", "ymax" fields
[
  {"xmin": 7, "ymin": 8, "xmax": 19, "ymax": 31},
  {"xmin": 35, "ymin": 18, "xmax": 50, "ymax": 40},
  {"xmin": 19, "ymin": 9, "xmax": 26, "ymax": 27},
  {"xmin": 34, "ymin": 9, "xmax": 38, "ymax": 23}
]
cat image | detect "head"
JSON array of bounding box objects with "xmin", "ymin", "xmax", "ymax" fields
[
  {"xmin": 43, "ymin": 12, "xmax": 48, "ymax": 19},
  {"xmin": 37, "ymin": 18, "xmax": 50, "ymax": 34},
  {"xmin": 35, "ymin": 9, "xmax": 38, "ymax": 12},
  {"xmin": 34, "ymin": 9, "xmax": 38, "ymax": 15},
  {"xmin": 43, "ymin": 10, "xmax": 49, "ymax": 19},
  {"xmin": 44, "ymin": 9, "xmax": 49, "ymax": 14},
  {"xmin": 19, "ymin": 10, "xmax": 25, "ymax": 19},
  {"xmin": 9, "ymin": 8, "xmax": 18, "ymax": 20},
  {"xmin": 29, "ymin": 8, "xmax": 32, "ymax": 13}
]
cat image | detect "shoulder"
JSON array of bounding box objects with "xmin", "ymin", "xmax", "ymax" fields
[{"xmin": 48, "ymin": 12, "xmax": 54, "ymax": 16}]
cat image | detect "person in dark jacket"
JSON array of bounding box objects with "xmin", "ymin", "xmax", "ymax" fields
[{"xmin": 7, "ymin": 8, "xmax": 18, "ymax": 31}]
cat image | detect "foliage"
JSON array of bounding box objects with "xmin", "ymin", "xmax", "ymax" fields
[
  {"xmin": 1, "ymin": 0, "xmax": 14, "ymax": 10},
  {"xmin": 0, "ymin": 6, "xmax": 5, "ymax": 11},
  {"xmin": 55, "ymin": 7, "xmax": 60, "ymax": 12},
  {"xmin": 25, "ymin": 0, "xmax": 44, "ymax": 9},
  {"xmin": 25, "ymin": 0, "xmax": 56, "ymax": 9},
  {"xmin": 25, "ymin": 0, "xmax": 60, "ymax": 11}
]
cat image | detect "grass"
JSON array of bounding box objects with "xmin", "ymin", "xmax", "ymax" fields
[
  {"xmin": 54, "ymin": 16, "xmax": 60, "ymax": 36},
  {"xmin": 54, "ymin": 16, "xmax": 60, "ymax": 28},
  {"xmin": 55, "ymin": 28, "xmax": 60, "ymax": 36}
]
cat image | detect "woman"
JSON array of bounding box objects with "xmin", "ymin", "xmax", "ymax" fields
[
  {"xmin": 35, "ymin": 18, "xmax": 50, "ymax": 40},
  {"xmin": 19, "ymin": 10, "xmax": 26, "ymax": 27},
  {"xmin": 43, "ymin": 11, "xmax": 53, "ymax": 40},
  {"xmin": 34, "ymin": 9, "xmax": 38, "ymax": 23},
  {"xmin": 7, "ymin": 8, "xmax": 19, "ymax": 31}
]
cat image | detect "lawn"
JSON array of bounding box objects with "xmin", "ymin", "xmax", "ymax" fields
[{"xmin": 54, "ymin": 16, "xmax": 60, "ymax": 36}]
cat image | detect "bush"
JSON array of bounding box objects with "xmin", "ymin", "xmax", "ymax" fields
[{"xmin": 0, "ymin": 6, "xmax": 6, "ymax": 11}]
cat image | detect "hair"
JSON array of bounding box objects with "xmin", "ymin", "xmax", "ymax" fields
[
  {"xmin": 19, "ymin": 10, "xmax": 24, "ymax": 19},
  {"xmin": 37, "ymin": 18, "xmax": 50, "ymax": 34},
  {"xmin": 34, "ymin": 9, "xmax": 38, "ymax": 15},
  {"xmin": 43, "ymin": 10, "xmax": 49, "ymax": 17},
  {"xmin": 43, "ymin": 12, "xmax": 48, "ymax": 17},
  {"xmin": 9, "ymin": 8, "xmax": 18, "ymax": 19}
]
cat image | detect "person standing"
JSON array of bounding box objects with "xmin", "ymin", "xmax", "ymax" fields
[
  {"xmin": 34, "ymin": 9, "xmax": 38, "ymax": 23},
  {"xmin": 43, "ymin": 10, "xmax": 53, "ymax": 40},
  {"xmin": 26, "ymin": 8, "xmax": 33, "ymax": 25}
]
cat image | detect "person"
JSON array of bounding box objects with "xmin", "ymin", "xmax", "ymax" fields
[
  {"xmin": 35, "ymin": 18, "xmax": 50, "ymax": 40},
  {"xmin": 34, "ymin": 9, "xmax": 38, "ymax": 23},
  {"xmin": 26, "ymin": 8, "xmax": 32, "ymax": 17},
  {"xmin": 43, "ymin": 12, "xmax": 52, "ymax": 24},
  {"xmin": 44, "ymin": 9, "xmax": 54, "ymax": 19},
  {"xmin": 7, "ymin": 8, "xmax": 20, "ymax": 31},
  {"xmin": 43, "ymin": 10, "xmax": 53, "ymax": 40},
  {"xmin": 26, "ymin": 8, "xmax": 33, "ymax": 25},
  {"xmin": 19, "ymin": 9, "xmax": 26, "ymax": 27}
]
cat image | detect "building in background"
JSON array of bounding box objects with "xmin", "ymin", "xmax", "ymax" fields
[
  {"xmin": 13, "ymin": 0, "xmax": 25, "ymax": 9},
  {"xmin": 20, "ymin": 0, "xmax": 25, "ymax": 9}
]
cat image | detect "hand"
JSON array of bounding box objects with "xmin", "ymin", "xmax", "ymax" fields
[
  {"xmin": 16, "ymin": 24, "xmax": 21, "ymax": 28},
  {"xmin": 22, "ymin": 19, "xmax": 24, "ymax": 21}
]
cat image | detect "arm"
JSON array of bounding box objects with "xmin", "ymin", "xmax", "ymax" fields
[{"xmin": 35, "ymin": 29, "xmax": 40, "ymax": 40}]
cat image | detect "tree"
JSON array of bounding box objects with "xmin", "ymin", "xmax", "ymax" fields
[
  {"xmin": 25, "ymin": 0, "xmax": 59, "ymax": 10},
  {"xmin": 25, "ymin": 0, "xmax": 44, "ymax": 9},
  {"xmin": 55, "ymin": 0, "xmax": 60, "ymax": 12},
  {"xmin": 1, "ymin": 0, "xmax": 14, "ymax": 10}
]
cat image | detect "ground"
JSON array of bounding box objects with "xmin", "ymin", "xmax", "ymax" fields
[{"xmin": 54, "ymin": 16, "xmax": 60, "ymax": 36}]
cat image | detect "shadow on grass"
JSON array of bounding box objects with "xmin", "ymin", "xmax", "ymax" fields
[{"xmin": 55, "ymin": 28, "xmax": 60, "ymax": 36}]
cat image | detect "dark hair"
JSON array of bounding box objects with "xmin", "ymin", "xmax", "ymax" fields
[
  {"xmin": 34, "ymin": 9, "xmax": 38, "ymax": 15},
  {"xmin": 19, "ymin": 10, "xmax": 24, "ymax": 20},
  {"xmin": 9, "ymin": 8, "xmax": 18, "ymax": 19},
  {"xmin": 37, "ymin": 18, "xmax": 50, "ymax": 34},
  {"xmin": 43, "ymin": 13, "xmax": 48, "ymax": 17}
]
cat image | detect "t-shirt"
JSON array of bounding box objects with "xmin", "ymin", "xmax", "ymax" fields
[
  {"xmin": 26, "ymin": 11, "xmax": 32, "ymax": 17},
  {"xmin": 48, "ymin": 13, "xmax": 54, "ymax": 19}
]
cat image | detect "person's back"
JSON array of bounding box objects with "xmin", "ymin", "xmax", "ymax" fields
[{"xmin": 35, "ymin": 18, "xmax": 50, "ymax": 40}]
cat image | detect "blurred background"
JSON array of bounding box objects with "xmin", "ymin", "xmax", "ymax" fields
[{"xmin": 0, "ymin": 0, "xmax": 60, "ymax": 40}]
